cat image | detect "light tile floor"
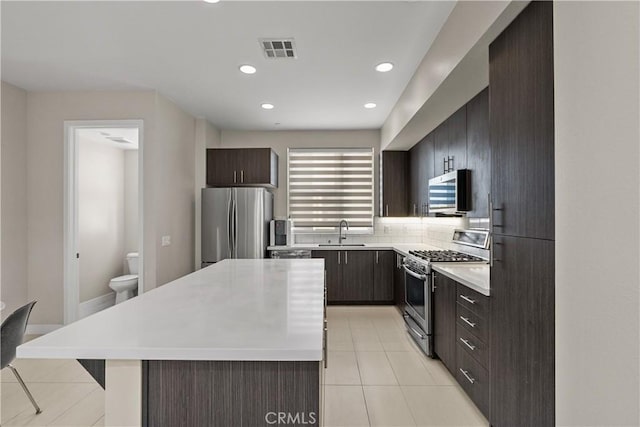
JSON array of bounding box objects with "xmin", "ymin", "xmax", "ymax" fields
[
  {"xmin": 0, "ymin": 355, "xmax": 104, "ymax": 426},
  {"xmin": 1, "ymin": 307, "xmax": 488, "ymax": 426},
  {"xmin": 323, "ymin": 306, "xmax": 489, "ymax": 427}
]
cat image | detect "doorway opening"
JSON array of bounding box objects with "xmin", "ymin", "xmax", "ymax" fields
[{"xmin": 63, "ymin": 120, "xmax": 144, "ymax": 324}]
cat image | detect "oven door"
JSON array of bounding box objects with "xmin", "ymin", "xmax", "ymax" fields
[{"xmin": 403, "ymin": 265, "xmax": 430, "ymax": 333}]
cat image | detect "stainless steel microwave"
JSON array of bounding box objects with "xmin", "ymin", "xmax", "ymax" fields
[{"xmin": 427, "ymin": 169, "xmax": 471, "ymax": 215}]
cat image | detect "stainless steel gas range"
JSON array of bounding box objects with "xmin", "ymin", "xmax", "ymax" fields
[{"xmin": 403, "ymin": 230, "xmax": 489, "ymax": 357}]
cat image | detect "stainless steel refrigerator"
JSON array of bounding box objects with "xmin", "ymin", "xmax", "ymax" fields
[{"xmin": 201, "ymin": 187, "xmax": 273, "ymax": 267}]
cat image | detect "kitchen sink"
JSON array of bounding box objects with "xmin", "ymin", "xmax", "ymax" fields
[{"xmin": 318, "ymin": 243, "xmax": 366, "ymax": 247}]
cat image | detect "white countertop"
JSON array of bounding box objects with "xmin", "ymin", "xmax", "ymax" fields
[
  {"xmin": 268, "ymin": 243, "xmax": 490, "ymax": 294},
  {"xmin": 267, "ymin": 243, "xmax": 442, "ymax": 257},
  {"xmin": 431, "ymin": 263, "xmax": 490, "ymax": 296},
  {"xmin": 18, "ymin": 259, "xmax": 325, "ymax": 361}
]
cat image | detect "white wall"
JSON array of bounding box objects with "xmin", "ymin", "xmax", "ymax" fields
[
  {"xmin": 22, "ymin": 89, "xmax": 197, "ymax": 325},
  {"xmin": 380, "ymin": 1, "xmax": 526, "ymax": 150},
  {"xmin": 124, "ymin": 150, "xmax": 138, "ymax": 254},
  {"xmin": 221, "ymin": 130, "xmax": 380, "ymax": 218},
  {"xmin": 554, "ymin": 2, "xmax": 640, "ymax": 425},
  {"xmin": 153, "ymin": 94, "xmax": 196, "ymax": 286},
  {"xmin": 25, "ymin": 90, "xmax": 156, "ymax": 324},
  {"xmin": 78, "ymin": 139, "xmax": 125, "ymax": 303},
  {"xmin": 1, "ymin": 82, "xmax": 29, "ymax": 313},
  {"xmin": 194, "ymin": 118, "xmax": 221, "ymax": 269}
]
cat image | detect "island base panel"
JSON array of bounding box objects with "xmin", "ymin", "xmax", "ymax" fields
[
  {"xmin": 143, "ymin": 360, "xmax": 321, "ymax": 427},
  {"xmin": 105, "ymin": 360, "xmax": 142, "ymax": 427},
  {"xmin": 77, "ymin": 359, "xmax": 105, "ymax": 389}
]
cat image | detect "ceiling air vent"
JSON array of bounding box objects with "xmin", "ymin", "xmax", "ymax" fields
[
  {"xmin": 107, "ymin": 136, "xmax": 132, "ymax": 144},
  {"xmin": 260, "ymin": 38, "xmax": 297, "ymax": 59}
]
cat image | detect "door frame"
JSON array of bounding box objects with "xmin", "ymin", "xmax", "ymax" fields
[{"xmin": 63, "ymin": 119, "xmax": 145, "ymax": 324}]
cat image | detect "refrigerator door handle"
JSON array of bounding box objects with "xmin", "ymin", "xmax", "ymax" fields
[
  {"xmin": 233, "ymin": 191, "xmax": 238, "ymax": 258},
  {"xmin": 227, "ymin": 191, "xmax": 233, "ymax": 259}
]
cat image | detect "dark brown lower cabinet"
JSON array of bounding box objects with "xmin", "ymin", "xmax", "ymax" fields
[
  {"xmin": 312, "ymin": 250, "xmax": 383, "ymax": 303},
  {"xmin": 393, "ymin": 252, "xmax": 405, "ymax": 311},
  {"xmin": 433, "ymin": 272, "xmax": 491, "ymax": 420},
  {"xmin": 433, "ymin": 272, "xmax": 456, "ymax": 372},
  {"xmin": 490, "ymin": 235, "xmax": 555, "ymax": 427},
  {"xmin": 456, "ymin": 348, "xmax": 489, "ymax": 417},
  {"xmin": 342, "ymin": 250, "xmax": 374, "ymax": 302},
  {"xmin": 373, "ymin": 250, "xmax": 394, "ymax": 301},
  {"xmin": 312, "ymin": 251, "xmax": 344, "ymax": 302}
]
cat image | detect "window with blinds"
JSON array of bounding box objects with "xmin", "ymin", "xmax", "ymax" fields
[{"xmin": 288, "ymin": 148, "xmax": 374, "ymax": 233}]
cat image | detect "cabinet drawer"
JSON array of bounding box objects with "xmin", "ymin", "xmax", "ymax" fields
[
  {"xmin": 456, "ymin": 284, "xmax": 489, "ymax": 317},
  {"xmin": 456, "ymin": 324, "xmax": 488, "ymax": 368},
  {"xmin": 456, "ymin": 304, "xmax": 488, "ymax": 342},
  {"xmin": 456, "ymin": 346, "xmax": 490, "ymax": 418}
]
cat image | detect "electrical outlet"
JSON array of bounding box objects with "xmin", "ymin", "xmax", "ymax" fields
[
  {"xmin": 384, "ymin": 225, "xmax": 390, "ymax": 234},
  {"xmin": 161, "ymin": 235, "xmax": 171, "ymax": 247}
]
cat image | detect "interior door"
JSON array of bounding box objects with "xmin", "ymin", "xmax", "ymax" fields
[{"xmin": 201, "ymin": 188, "xmax": 232, "ymax": 263}]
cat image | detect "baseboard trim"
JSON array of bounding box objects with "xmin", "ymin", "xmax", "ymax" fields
[
  {"xmin": 26, "ymin": 324, "xmax": 63, "ymax": 335},
  {"xmin": 79, "ymin": 292, "xmax": 116, "ymax": 319}
]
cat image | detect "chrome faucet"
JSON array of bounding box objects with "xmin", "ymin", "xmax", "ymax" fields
[{"xmin": 338, "ymin": 220, "xmax": 349, "ymax": 245}]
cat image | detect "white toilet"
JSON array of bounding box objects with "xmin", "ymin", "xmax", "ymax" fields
[{"xmin": 109, "ymin": 252, "xmax": 138, "ymax": 304}]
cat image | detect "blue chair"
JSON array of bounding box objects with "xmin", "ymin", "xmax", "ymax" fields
[{"xmin": 1, "ymin": 301, "xmax": 42, "ymax": 414}]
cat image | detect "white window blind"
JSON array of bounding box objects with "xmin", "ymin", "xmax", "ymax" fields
[{"xmin": 288, "ymin": 148, "xmax": 374, "ymax": 233}]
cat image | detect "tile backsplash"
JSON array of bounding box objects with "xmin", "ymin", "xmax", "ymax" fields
[
  {"xmin": 294, "ymin": 216, "xmax": 490, "ymax": 259},
  {"xmin": 294, "ymin": 217, "xmax": 466, "ymax": 247}
]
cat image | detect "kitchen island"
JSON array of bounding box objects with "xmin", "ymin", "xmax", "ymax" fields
[{"xmin": 17, "ymin": 259, "xmax": 326, "ymax": 427}]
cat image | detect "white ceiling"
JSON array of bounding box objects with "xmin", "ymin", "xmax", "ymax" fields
[
  {"xmin": 1, "ymin": 1, "xmax": 455, "ymax": 131},
  {"xmin": 77, "ymin": 128, "xmax": 140, "ymax": 150}
]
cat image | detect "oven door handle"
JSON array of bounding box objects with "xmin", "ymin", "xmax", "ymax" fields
[
  {"xmin": 403, "ymin": 314, "xmax": 427, "ymax": 339},
  {"xmin": 403, "ymin": 265, "xmax": 427, "ymax": 281}
]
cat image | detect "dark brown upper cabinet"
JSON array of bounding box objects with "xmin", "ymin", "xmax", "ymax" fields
[
  {"xmin": 381, "ymin": 151, "xmax": 409, "ymax": 217},
  {"xmin": 489, "ymin": 0, "xmax": 554, "ymax": 241},
  {"xmin": 466, "ymin": 88, "xmax": 491, "ymax": 218},
  {"xmin": 409, "ymin": 134, "xmax": 434, "ymax": 217},
  {"xmin": 434, "ymin": 106, "xmax": 467, "ymax": 176},
  {"xmin": 206, "ymin": 148, "xmax": 278, "ymax": 188}
]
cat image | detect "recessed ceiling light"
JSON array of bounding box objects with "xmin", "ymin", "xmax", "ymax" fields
[
  {"xmin": 364, "ymin": 103, "xmax": 377, "ymax": 109},
  {"xmin": 239, "ymin": 65, "xmax": 256, "ymax": 74},
  {"xmin": 261, "ymin": 103, "xmax": 275, "ymax": 110},
  {"xmin": 375, "ymin": 62, "xmax": 394, "ymax": 72},
  {"xmin": 203, "ymin": 0, "xmax": 220, "ymax": 3}
]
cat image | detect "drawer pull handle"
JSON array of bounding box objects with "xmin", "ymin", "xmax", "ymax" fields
[
  {"xmin": 459, "ymin": 368, "xmax": 476, "ymax": 384},
  {"xmin": 459, "ymin": 337, "xmax": 476, "ymax": 351},
  {"xmin": 460, "ymin": 316, "xmax": 476, "ymax": 328},
  {"xmin": 460, "ymin": 295, "xmax": 476, "ymax": 304}
]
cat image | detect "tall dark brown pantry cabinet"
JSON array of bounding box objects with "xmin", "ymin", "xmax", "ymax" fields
[
  {"xmin": 465, "ymin": 88, "xmax": 490, "ymax": 218},
  {"xmin": 488, "ymin": 2, "xmax": 555, "ymax": 426}
]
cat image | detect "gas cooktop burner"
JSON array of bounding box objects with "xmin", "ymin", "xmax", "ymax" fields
[{"xmin": 408, "ymin": 250, "xmax": 485, "ymax": 263}]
